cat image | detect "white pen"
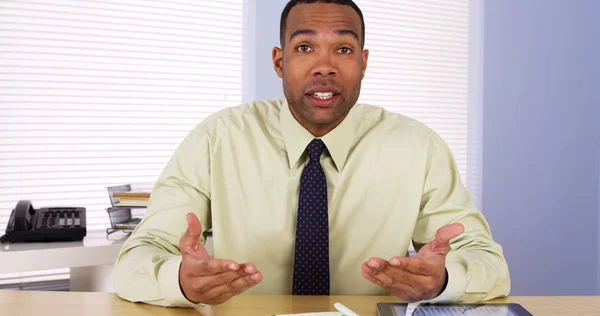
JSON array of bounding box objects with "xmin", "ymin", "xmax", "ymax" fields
[{"xmin": 334, "ymin": 302, "xmax": 359, "ymax": 316}]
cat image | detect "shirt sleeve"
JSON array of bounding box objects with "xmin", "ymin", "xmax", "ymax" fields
[
  {"xmin": 112, "ymin": 122, "xmax": 213, "ymax": 307},
  {"xmin": 414, "ymin": 130, "xmax": 511, "ymax": 304}
]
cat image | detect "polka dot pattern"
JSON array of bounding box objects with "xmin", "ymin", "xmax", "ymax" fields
[{"xmin": 292, "ymin": 139, "xmax": 330, "ymax": 295}]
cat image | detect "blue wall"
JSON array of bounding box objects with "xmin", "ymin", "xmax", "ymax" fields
[
  {"xmin": 597, "ymin": 73, "xmax": 600, "ymax": 295},
  {"xmin": 482, "ymin": 0, "xmax": 600, "ymax": 295},
  {"xmin": 243, "ymin": 0, "xmax": 285, "ymax": 101}
]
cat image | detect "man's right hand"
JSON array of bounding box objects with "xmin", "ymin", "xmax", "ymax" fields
[{"xmin": 178, "ymin": 213, "xmax": 262, "ymax": 305}]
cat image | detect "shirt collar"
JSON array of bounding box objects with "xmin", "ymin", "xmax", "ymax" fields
[{"xmin": 280, "ymin": 99, "xmax": 357, "ymax": 171}]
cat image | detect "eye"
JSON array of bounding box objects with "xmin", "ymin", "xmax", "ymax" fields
[
  {"xmin": 296, "ymin": 44, "xmax": 313, "ymax": 53},
  {"xmin": 337, "ymin": 47, "xmax": 352, "ymax": 55}
]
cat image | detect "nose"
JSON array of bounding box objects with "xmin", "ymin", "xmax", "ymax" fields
[
  {"xmin": 312, "ymin": 55, "xmax": 337, "ymax": 78},
  {"xmin": 313, "ymin": 66, "xmax": 336, "ymax": 78}
]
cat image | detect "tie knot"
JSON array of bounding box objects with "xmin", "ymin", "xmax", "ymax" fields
[{"xmin": 306, "ymin": 139, "xmax": 325, "ymax": 160}]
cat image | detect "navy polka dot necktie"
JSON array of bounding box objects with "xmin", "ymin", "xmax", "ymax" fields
[{"xmin": 292, "ymin": 138, "xmax": 330, "ymax": 295}]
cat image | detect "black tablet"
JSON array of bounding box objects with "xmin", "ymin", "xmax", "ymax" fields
[{"xmin": 376, "ymin": 302, "xmax": 533, "ymax": 316}]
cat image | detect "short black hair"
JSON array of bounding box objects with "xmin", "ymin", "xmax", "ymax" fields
[{"xmin": 280, "ymin": 0, "xmax": 365, "ymax": 49}]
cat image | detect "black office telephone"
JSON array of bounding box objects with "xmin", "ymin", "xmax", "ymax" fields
[{"xmin": 1, "ymin": 200, "xmax": 87, "ymax": 243}]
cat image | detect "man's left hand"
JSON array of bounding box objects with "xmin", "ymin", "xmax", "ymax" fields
[{"xmin": 361, "ymin": 223, "xmax": 464, "ymax": 302}]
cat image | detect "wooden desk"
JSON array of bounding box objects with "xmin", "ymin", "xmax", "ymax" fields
[{"xmin": 1, "ymin": 290, "xmax": 599, "ymax": 316}]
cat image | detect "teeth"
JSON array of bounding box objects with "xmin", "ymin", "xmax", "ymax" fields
[{"xmin": 312, "ymin": 92, "xmax": 334, "ymax": 100}]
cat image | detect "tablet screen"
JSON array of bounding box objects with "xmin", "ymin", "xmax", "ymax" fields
[
  {"xmin": 394, "ymin": 304, "xmax": 516, "ymax": 316},
  {"xmin": 377, "ymin": 303, "xmax": 532, "ymax": 316}
]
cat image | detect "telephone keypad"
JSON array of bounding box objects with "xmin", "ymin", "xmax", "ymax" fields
[{"xmin": 37, "ymin": 209, "xmax": 84, "ymax": 229}]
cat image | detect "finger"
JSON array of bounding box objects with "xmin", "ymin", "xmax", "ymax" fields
[
  {"xmin": 362, "ymin": 267, "xmax": 374, "ymax": 280},
  {"xmin": 364, "ymin": 272, "xmax": 421, "ymax": 301},
  {"xmin": 221, "ymin": 272, "xmax": 262, "ymax": 296},
  {"xmin": 362, "ymin": 261, "xmax": 389, "ymax": 278},
  {"xmin": 430, "ymin": 223, "xmax": 465, "ymax": 255},
  {"xmin": 203, "ymin": 271, "xmax": 262, "ymax": 302},
  {"xmin": 186, "ymin": 258, "xmax": 240, "ymax": 277},
  {"xmin": 380, "ymin": 266, "xmax": 435, "ymax": 292},
  {"xmin": 361, "ymin": 262, "xmax": 374, "ymax": 275},
  {"xmin": 389, "ymin": 256, "xmax": 438, "ymax": 276},
  {"xmin": 203, "ymin": 274, "xmax": 261, "ymax": 305},
  {"xmin": 365, "ymin": 257, "xmax": 388, "ymax": 272},
  {"xmin": 179, "ymin": 213, "xmax": 204, "ymax": 254},
  {"xmin": 193, "ymin": 268, "xmax": 248, "ymax": 293},
  {"xmin": 369, "ymin": 268, "xmax": 397, "ymax": 287},
  {"xmin": 364, "ymin": 271, "xmax": 393, "ymax": 291},
  {"xmin": 241, "ymin": 263, "xmax": 257, "ymax": 275}
]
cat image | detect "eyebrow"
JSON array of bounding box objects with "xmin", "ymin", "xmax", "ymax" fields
[
  {"xmin": 289, "ymin": 29, "xmax": 360, "ymax": 43},
  {"xmin": 335, "ymin": 29, "xmax": 360, "ymax": 43}
]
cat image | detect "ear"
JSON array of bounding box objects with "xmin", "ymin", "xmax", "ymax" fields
[
  {"xmin": 361, "ymin": 49, "xmax": 369, "ymax": 80},
  {"xmin": 272, "ymin": 47, "xmax": 284, "ymax": 78}
]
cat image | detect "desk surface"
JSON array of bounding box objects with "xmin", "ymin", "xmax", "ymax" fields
[
  {"xmin": 1, "ymin": 290, "xmax": 599, "ymax": 316},
  {"xmin": 0, "ymin": 230, "xmax": 128, "ymax": 273}
]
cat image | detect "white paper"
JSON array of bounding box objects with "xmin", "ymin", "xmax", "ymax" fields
[{"xmin": 274, "ymin": 313, "xmax": 344, "ymax": 316}]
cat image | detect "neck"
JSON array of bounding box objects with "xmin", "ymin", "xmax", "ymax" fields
[
  {"xmin": 305, "ymin": 124, "xmax": 339, "ymax": 138},
  {"xmin": 288, "ymin": 106, "xmax": 347, "ymax": 137}
]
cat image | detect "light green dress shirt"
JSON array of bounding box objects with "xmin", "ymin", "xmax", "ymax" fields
[{"xmin": 113, "ymin": 99, "xmax": 510, "ymax": 307}]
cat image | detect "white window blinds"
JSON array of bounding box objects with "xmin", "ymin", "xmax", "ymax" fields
[
  {"xmin": 0, "ymin": 0, "xmax": 243, "ymax": 288},
  {"xmin": 355, "ymin": 0, "xmax": 480, "ymax": 206},
  {"xmin": 0, "ymin": 0, "xmax": 244, "ymax": 231}
]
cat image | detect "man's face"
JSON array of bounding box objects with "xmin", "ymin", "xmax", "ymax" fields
[{"xmin": 273, "ymin": 3, "xmax": 369, "ymax": 136}]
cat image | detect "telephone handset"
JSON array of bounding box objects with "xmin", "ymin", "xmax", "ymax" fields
[
  {"xmin": 1, "ymin": 200, "xmax": 87, "ymax": 243},
  {"xmin": 10, "ymin": 200, "xmax": 34, "ymax": 232}
]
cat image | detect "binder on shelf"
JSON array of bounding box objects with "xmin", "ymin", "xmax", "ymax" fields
[
  {"xmin": 105, "ymin": 184, "xmax": 214, "ymax": 238},
  {"xmin": 105, "ymin": 184, "xmax": 149, "ymax": 235},
  {"xmin": 107, "ymin": 207, "xmax": 142, "ymax": 231},
  {"xmin": 110, "ymin": 187, "xmax": 150, "ymax": 207}
]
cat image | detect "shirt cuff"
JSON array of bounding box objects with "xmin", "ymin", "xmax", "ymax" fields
[
  {"xmin": 158, "ymin": 255, "xmax": 197, "ymax": 307},
  {"xmin": 424, "ymin": 261, "xmax": 467, "ymax": 303}
]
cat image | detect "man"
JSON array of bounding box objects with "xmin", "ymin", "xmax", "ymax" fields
[{"xmin": 113, "ymin": 0, "xmax": 510, "ymax": 307}]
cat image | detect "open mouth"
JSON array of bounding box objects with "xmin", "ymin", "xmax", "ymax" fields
[
  {"xmin": 309, "ymin": 92, "xmax": 337, "ymax": 100},
  {"xmin": 305, "ymin": 92, "xmax": 340, "ymax": 107}
]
